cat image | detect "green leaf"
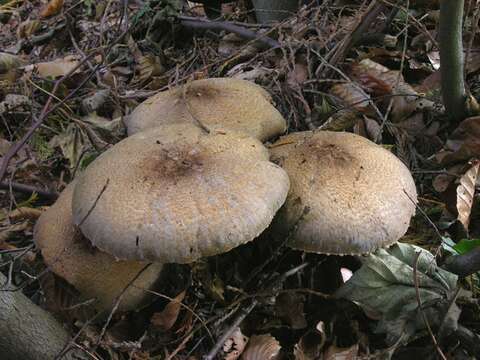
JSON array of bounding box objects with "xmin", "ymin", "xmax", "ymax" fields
[
  {"xmin": 336, "ymin": 243, "xmax": 458, "ymax": 345},
  {"xmin": 453, "ymin": 239, "xmax": 480, "ymax": 254}
]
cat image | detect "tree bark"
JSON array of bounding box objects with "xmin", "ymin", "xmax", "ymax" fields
[{"xmin": 0, "ymin": 273, "xmax": 81, "ymax": 360}]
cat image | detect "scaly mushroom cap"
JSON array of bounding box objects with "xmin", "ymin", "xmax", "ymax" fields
[
  {"xmin": 269, "ymin": 131, "xmax": 417, "ymax": 255},
  {"xmin": 34, "ymin": 183, "xmax": 163, "ymax": 313},
  {"xmin": 72, "ymin": 123, "xmax": 290, "ymax": 263},
  {"xmin": 125, "ymin": 78, "xmax": 286, "ymax": 141}
]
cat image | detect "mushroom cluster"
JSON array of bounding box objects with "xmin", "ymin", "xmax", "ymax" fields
[{"xmin": 35, "ymin": 77, "xmax": 418, "ymax": 315}]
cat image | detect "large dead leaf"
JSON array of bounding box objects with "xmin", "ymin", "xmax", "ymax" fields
[
  {"xmin": 151, "ymin": 290, "xmax": 186, "ymax": 332},
  {"xmin": 241, "ymin": 334, "xmax": 281, "ymax": 360},
  {"xmin": 436, "ymin": 116, "xmax": 480, "ymax": 165},
  {"xmin": 324, "ymin": 344, "xmax": 359, "ymax": 360},
  {"xmin": 40, "ymin": 0, "xmax": 64, "ymax": 18},
  {"xmin": 27, "ymin": 55, "xmax": 80, "ymax": 79},
  {"xmin": 351, "ymin": 59, "xmax": 437, "ymax": 121},
  {"xmin": 336, "ymin": 243, "xmax": 459, "ymax": 344},
  {"xmin": 49, "ymin": 122, "xmax": 90, "ymax": 170},
  {"xmin": 294, "ymin": 321, "xmax": 326, "ymax": 360},
  {"xmin": 456, "ymin": 160, "xmax": 480, "ymax": 232},
  {"xmin": 330, "ymin": 83, "xmax": 373, "ymax": 115}
]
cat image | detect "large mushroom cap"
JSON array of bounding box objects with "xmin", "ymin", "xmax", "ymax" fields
[
  {"xmin": 72, "ymin": 123, "xmax": 290, "ymax": 263},
  {"xmin": 269, "ymin": 131, "xmax": 417, "ymax": 255},
  {"xmin": 125, "ymin": 78, "xmax": 286, "ymax": 141},
  {"xmin": 34, "ymin": 182, "xmax": 163, "ymax": 313}
]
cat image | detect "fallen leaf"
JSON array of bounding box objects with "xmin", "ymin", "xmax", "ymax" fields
[
  {"xmin": 40, "ymin": 0, "xmax": 64, "ymax": 18},
  {"xmin": 294, "ymin": 321, "xmax": 326, "ymax": 360},
  {"xmin": 336, "ymin": 243, "xmax": 459, "ymax": 344},
  {"xmin": 151, "ymin": 290, "xmax": 186, "ymax": 332},
  {"xmin": 223, "ymin": 327, "xmax": 248, "ymax": 360},
  {"xmin": 324, "ymin": 344, "xmax": 359, "ymax": 360},
  {"xmin": 241, "ymin": 334, "xmax": 281, "ymax": 360},
  {"xmin": 436, "ymin": 116, "xmax": 480, "ymax": 165},
  {"xmin": 456, "ymin": 160, "xmax": 480, "ymax": 232},
  {"xmin": 16, "ymin": 20, "xmax": 41, "ymax": 39},
  {"xmin": 27, "ymin": 55, "xmax": 80, "ymax": 79},
  {"xmin": 330, "ymin": 83, "xmax": 373, "ymax": 115}
]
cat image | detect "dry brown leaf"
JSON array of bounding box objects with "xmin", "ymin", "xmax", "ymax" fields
[
  {"xmin": 352, "ymin": 59, "xmax": 436, "ymax": 121},
  {"xmin": 456, "ymin": 160, "xmax": 480, "ymax": 232},
  {"xmin": 137, "ymin": 55, "xmax": 165, "ymax": 84},
  {"xmin": 324, "ymin": 344, "xmax": 359, "ymax": 360},
  {"xmin": 294, "ymin": 321, "xmax": 326, "ymax": 360},
  {"xmin": 436, "ymin": 116, "xmax": 480, "ymax": 165},
  {"xmin": 151, "ymin": 290, "xmax": 186, "ymax": 332},
  {"xmin": 240, "ymin": 334, "xmax": 281, "ymax": 360},
  {"xmin": 27, "ymin": 55, "xmax": 80, "ymax": 79},
  {"xmin": 330, "ymin": 83, "xmax": 372, "ymax": 115},
  {"xmin": 319, "ymin": 110, "xmax": 360, "ymax": 131},
  {"xmin": 40, "ymin": 0, "xmax": 64, "ymax": 18},
  {"xmin": 17, "ymin": 20, "xmax": 41, "ymax": 39},
  {"xmin": 223, "ymin": 327, "xmax": 248, "ymax": 360},
  {"xmin": 275, "ymin": 292, "xmax": 307, "ymax": 329}
]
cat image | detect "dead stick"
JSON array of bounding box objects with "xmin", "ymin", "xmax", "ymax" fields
[
  {"xmin": 179, "ymin": 15, "xmax": 280, "ymax": 48},
  {"xmin": 0, "ymin": 181, "xmax": 59, "ymax": 200}
]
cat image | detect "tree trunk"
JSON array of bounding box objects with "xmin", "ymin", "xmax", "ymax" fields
[
  {"xmin": 251, "ymin": 0, "xmax": 299, "ymax": 23},
  {"xmin": 0, "ymin": 273, "xmax": 81, "ymax": 360}
]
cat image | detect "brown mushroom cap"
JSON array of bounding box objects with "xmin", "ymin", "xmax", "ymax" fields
[
  {"xmin": 125, "ymin": 78, "xmax": 286, "ymax": 141},
  {"xmin": 72, "ymin": 123, "xmax": 290, "ymax": 263},
  {"xmin": 269, "ymin": 130, "xmax": 417, "ymax": 255},
  {"xmin": 34, "ymin": 182, "xmax": 163, "ymax": 313}
]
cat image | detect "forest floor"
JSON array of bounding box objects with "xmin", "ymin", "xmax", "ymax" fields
[{"xmin": 1, "ymin": 0, "xmax": 480, "ymax": 359}]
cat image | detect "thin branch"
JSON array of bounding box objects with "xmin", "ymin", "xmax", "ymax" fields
[
  {"xmin": 0, "ymin": 181, "xmax": 58, "ymax": 200},
  {"xmin": 178, "ymin": 15, "xmax": 280, "ymax": 48}
]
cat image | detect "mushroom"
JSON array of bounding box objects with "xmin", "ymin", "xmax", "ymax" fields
[
  {"xmin": 34, "ymin": 182, "xmax": 164, "ymax": 313},
  {"xmin": 125, "ymin": 78, "xmax": 286, "ymax": 142},
  {"xmin": 269, "ymin": 130, "xmax": 417, "ymax": 255},
  {"xmin": 72, "ymin": 123, "xmax": 290, "ymax": 263}
]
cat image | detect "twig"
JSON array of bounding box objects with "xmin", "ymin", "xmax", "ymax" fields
[
  {"xmin": 178, "ymin": 15, "xmax": 280, "ymax": 49},
  {"xmin": 0, "ymin": 181, "xmax": 58, "ymax": 200},
  {"xmin": 203, "ymin": 299, "xmax": 257, "ymax": 360},
  {"xmin": 413, "ymin": 251, "xmax": 448, "ymax": 360},
  {"xmin": 203, "ymin": 263, "xmax": 308, "ymax": 360},
  {"xmin": 77, "ymin": 179, "xmax": 109, "ymax": 227}
]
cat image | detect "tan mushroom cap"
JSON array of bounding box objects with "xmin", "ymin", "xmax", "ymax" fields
[
  {"xmin": 269, "ymin": 131, "xmax": 417, "ymax": 255},
  {"xmin": 72, "ymin": 123, "xmax": 290, "ymax": 263},
  {"xmin": 34, "ymin": 182, "xmax": 163, "ymax": 313},
  {"xmin": 125, "ymin": 78, "xmax": 286, "ymax": 141}
]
